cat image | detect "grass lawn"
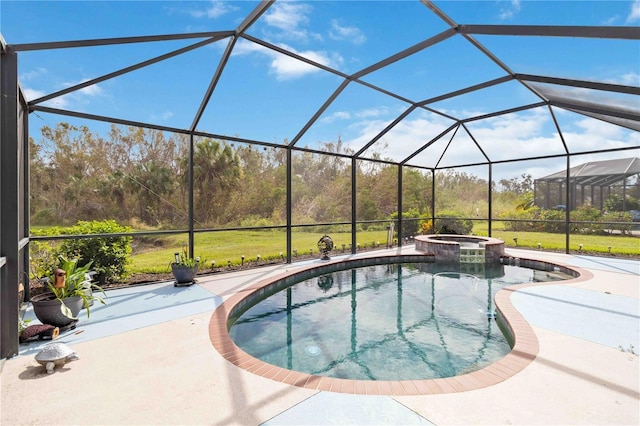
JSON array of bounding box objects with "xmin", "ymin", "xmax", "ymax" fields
[
  {"xmin": 34, "ymin": 224, "xmax": 638, "ymax": 279},
  {"xmin": 129, "ymin": 229, "xmax": 391, "ymax": 274},
  {"xmin": 478, "ymin": 222, "xmax": 640, "ymax": 256}
]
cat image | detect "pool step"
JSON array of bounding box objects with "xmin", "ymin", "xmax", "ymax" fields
[{"xmin": 460, "ymin": 248, "xmax": 485, "ymax": 264}]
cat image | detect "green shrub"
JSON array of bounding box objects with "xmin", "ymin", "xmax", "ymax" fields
[
  {"xmin": 499, "ymin": 207, "xmax": 542, "ymax": 232},
  {"xmin": 537, "ymin": 209, "xmax": 566, "ymax": 233},
  {"xmin": 239, "ymin": 216, "xmax": 276, "ymax": 228},
  {"xmin": 570, "ymin": 206, "xmax": 603, "ymax": 234},
  {"xmin": 604, "ymin": 194, "xmax": 640, "ymax": 212},
  {"xmin": 602, "ymin": 211, "xmax": 635, "ymax": 235},
  {"xmin": 29, "ymin": 232, "xmax": 61, "ymax": 281},
  {"xmin": 58, "ymin": 220, "xmax": 132, "ymax": 283},
  {"xmin": 434, "ymin": 211, "xmax": 473, "ymax": 235},
  {"xmin": 390, "ymin": 208, "xmax": 430, "ymax": 238}
]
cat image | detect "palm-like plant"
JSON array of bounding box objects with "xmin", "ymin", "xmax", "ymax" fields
[{"xmin": 43, "ymin": 256, "xmax": 106, "ymax": 319}]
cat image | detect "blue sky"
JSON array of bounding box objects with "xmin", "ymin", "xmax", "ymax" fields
[{"xmin": 1, "ymin": 0, "xmax": 639, "ymax": 180}]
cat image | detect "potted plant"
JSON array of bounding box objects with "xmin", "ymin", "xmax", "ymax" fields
[
  {"xmin": 30, "ymin": 256, "xmax": 106, "ymax": 327},
  {"xmin": 170, "ymin": 247, "xmax": 200, "ymax": 286}
]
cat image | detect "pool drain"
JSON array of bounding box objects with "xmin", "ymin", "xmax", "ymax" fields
[{"xmin": 305, "ymin": 345, "xmax": 321, "ymax": 356}]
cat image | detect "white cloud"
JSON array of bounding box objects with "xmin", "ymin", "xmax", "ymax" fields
[
  {"xmin": 150, "ymin": 111, "xmax": 174, "ymax": 121},
  {"xmin": 232, "ymin": 39, "xmax": 343, "ymax": 80},
  {"xmin": 498, "ymin": 0, "xmax": 521, "ymax": 20},
  {"xmin": 603, "ymin": 72, "xmax": 640, "ymax": 87},
  {"xmin": 270, "ymin": 48, "xmax": 334, "ymax": 80},
  {"xmin": 189, "ymin": 1, "xmax": 236, "ymax": 19},
  {"xmin": 19, "ymin": 67, "xmax": 47, "ymax": 82},
  {"xmin": 461, "ymin": 112, "xmax": 564, "ymax": 163},
  {"xmin": 619, "ymin": 72, "xmax": 640, "ymax": 86},
  {"xmin": 232, "ymin": 39, "xmax": 268, "ymax": 55},
  {"xmin": 264, "ymin": 2, "xmax": 311, "ymax": 32},
  {"xmin": 320, "ymin": 111, "xmax": 351, "ymax": 123},
  {"xmin": 23, "ymin": 87, "xmax": 70, "ymax": 108},
  {"xmin": 574, "ymin": 116, "xmax": 625, "ymax": 139},
  {"xmin": 260, "ymin": 1, "xmax": 320, "ymax": 42},
  {"xmin": 76, "ymin": 81, "xmax": 104, "ymax": 97},
  {"xmin": 328, "ymin": 19, "xmax": 366, "ymax": 45},
  {"xmin": 340, "ymin": 106, "xmax": 637, "ymax": 180},
  {"xmin": 355, "ymin": 107, "xmax": 389, "ymax": 119},
  {"xmin": 627, "ymin": 0, "xmax": 640, "ymax": 22},
  {"xmin": 22, "ymin": 88, "xmax": 46, "ymax": 102}
]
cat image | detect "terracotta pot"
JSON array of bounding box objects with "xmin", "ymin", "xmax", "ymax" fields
[{"xmin": 30, "ymin": 293, "xmax": 84, "ymax": 327}]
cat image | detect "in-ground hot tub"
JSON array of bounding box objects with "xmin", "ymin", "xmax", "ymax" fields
[{"xmin": 415, "ymin": 234, "xmax": 504, "ymax": 264}]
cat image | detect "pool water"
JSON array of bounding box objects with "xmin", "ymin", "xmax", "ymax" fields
[{"xmin": 229, "ymin": 262, "xmax": 572, "ymax": 381}]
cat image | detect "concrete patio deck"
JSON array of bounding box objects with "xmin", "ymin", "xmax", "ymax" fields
[{"xmin": 1, "ymin": 247, "xmax": 638, "ymax": 425}]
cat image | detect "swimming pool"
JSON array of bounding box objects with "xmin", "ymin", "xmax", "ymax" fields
[{"xmin": 227, "ymin": 259, "xmax": 575, "ymax": 381}]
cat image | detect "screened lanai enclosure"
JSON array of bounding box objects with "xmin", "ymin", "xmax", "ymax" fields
[
  {"xmin": 1, "ymin": 0, "xmax": 639, "ymax": 357},
  {"xmin": 534, "ymin": 157, "xmax": 640, "ymax": 212}
]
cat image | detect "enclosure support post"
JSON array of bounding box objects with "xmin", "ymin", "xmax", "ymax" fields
[
  {"xmin": 351, "ymin": 158, "xmax": 356, "ymax": 254},
  {"xmin": 22, "ymin": 103, "xmax": 30, "ymax": 303},
  {"xmin": 0, "ymin": 45, "xmax": 20, "ymax": 358},
  {"xmin": 431, "ymin": 169, "xmax": 436, "ymax": 230},
  {"xmin": 397, "ymin": 164, "xmax": 403, "ymax": 246},
  {"xmin": 565, "ymin": 155, "xmax": 570, "ymax": 254},
  {"xmin": 286, "ymin": 148, "xmax": 292, "ymax": 263},
  {"xmin": 488, "ymin": 164, "xmax": 493, "ymax": 236},
  {"xmin": 188, "ymin": 133, "xmax": 195, "ymax": 259}
]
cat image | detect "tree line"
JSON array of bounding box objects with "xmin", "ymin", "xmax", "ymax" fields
[{"xmin": 30, "ymin": 122, "xmax": 526, "ymax": 230}]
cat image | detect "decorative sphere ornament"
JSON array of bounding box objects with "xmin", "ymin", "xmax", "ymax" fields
[{"xmin": 317, "ymin": 235, "xmax": 334, "ymax": 260}]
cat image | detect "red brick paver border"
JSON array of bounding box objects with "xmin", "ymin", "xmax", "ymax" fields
[{"xmin": 209, "ymin": 255, "xmax": 592, "ymax": 395}]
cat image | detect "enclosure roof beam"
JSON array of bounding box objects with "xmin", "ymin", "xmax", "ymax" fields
[
  {"xmin": 516, "ymin": 74, "xmax": 640, "ymax": 95},
  {"xmin": 190, "ymin": 36, "xmax": 237, "ymax": 132},
  {"xmin": 419, "ymin": 75, "xmax": 514, "ymax": 106},
  {"xmin": 235, "ymin": 0, "xmax": 274, "ymax": 35},
  {"xmin": 10, "ymin": 31, "xmax": 233, "ymax": 51},
  {"xmin": 458, "ymin": 25, "xmax": 640, "ymax": 40},
  {"xmin": 289, "ymin": 79, "xmax": 351, "ymax": 147},
  {"xmin": 354, "ymin": 105, "xmax": 419, "ymax": 158},
  {"xmin": 401, "ymin": 122, "xmax": 459, "ymax": 166},
  {"xmin": 553, "ymin": 100, "xmax": 640, "ymax": 122},
  {"xmin": 350, "ymin": 28, "xmax": 458, "ymax": 80},
  {"xmin": 434, "ymin": 125, "xmax": 461, "ymax": 169},
  {"xmin": 190, "ymin": 1, "xmax": 273, "ymax": 132},
  {"xmin": 421, "ymin": 1, "xmax": 550, "ymax": 110},
  {"xmin": 461, "ymin": 123, "xmax": 491, "ymax": 163},
  {"xmin": 463, "ymin": 101, "xmax": 547, "ymax": 123},
  {"xmin": 31, "ymin": 36, "xmax": 226, "ymax": 106},
  {"xmin": 241, "ymin": 34, "xmax": 350, "ymax": 79}
]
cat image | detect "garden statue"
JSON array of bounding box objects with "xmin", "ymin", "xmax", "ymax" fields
[
  {"xmin": 317, "ymin": 235, "xmax": 334, "ymax": 260},
  {"xmin": 35, "ymin": 342, "xmax": 79, "ymax": 374}
]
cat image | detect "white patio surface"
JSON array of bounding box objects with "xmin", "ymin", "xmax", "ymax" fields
[{"xmin": 1, "ymin": 247, "xmax": 638, "ymax": 425}]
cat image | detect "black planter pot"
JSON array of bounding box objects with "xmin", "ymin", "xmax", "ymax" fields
[
  {"xmin": 30, "ymin": 293, "xmax": 84, "ymax": 327},
  {"xmin": 171, "ymin": 264, "xmax": 197, "ymax": 285}
]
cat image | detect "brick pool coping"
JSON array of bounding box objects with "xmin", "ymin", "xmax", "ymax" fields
[{"xmin": 208, "ymin": 255, "xmax": 593, "ymax": 395}]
